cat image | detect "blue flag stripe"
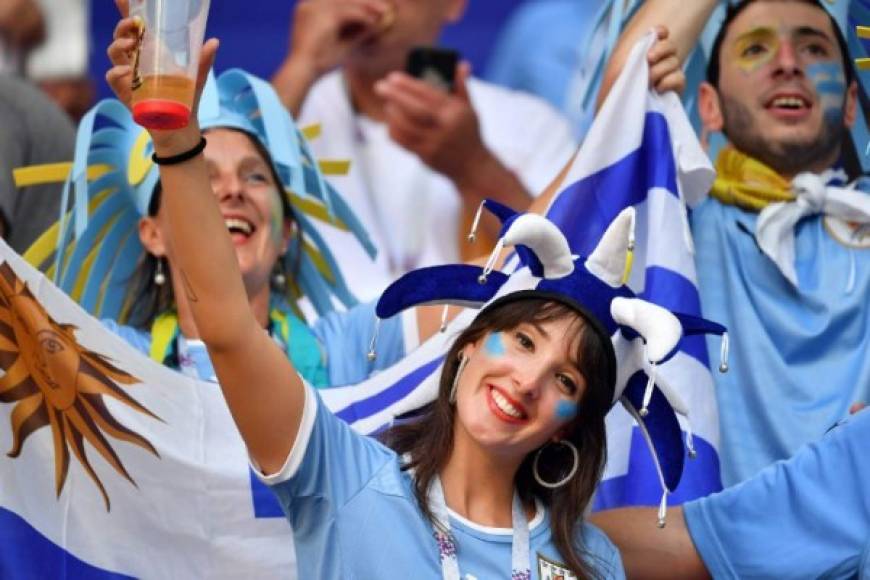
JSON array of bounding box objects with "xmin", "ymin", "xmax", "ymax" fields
[
  {"xmin": 335, "ymin": 356, "xmax": 445, "ymax": 423},
  {"xmin": 547, "ymin": 111, "xmax": 679, "ymax": 257},
  {"xmin": 640, "ymin": 266, "xmax": 709, "ymax": 367},
  {"xmin": 0, "ymin": 508, "xmax": 134, "ymax": 579},
  {"xmin": 593, "ymin": 429, "xmax": 721, "ymax": 509}
]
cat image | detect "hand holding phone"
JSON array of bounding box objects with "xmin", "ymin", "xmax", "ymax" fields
[{"xmin": 405, "ymin": 46, "xmax": 459, "ymax": 92}]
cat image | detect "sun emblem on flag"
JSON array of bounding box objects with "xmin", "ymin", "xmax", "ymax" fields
[{"xmin": 0, "ymin": 261, "xmax": 160, "ymax": 510}]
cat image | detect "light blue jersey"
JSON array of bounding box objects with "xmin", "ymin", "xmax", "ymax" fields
[
  {"xmin": 486, "ymin": 0, "xmax": 605, "ymax": 139},
  {"xmin": 691, "ymin": 198, "xmax": 870, "ymax": 486},
  {"xmin": 684, "ymin": 408, "xmax": 870, "ymax": 579},
  {"xmin": 261, "ymin": 386, "xmax": 625, "ymax": 580},
  {"xmin": 103, "ymin": 300, "xmax": 410, "ymax": 385}
]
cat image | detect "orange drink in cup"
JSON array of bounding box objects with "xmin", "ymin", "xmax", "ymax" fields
[{"xmin": 129, "ymin": 0, "xmax": 211, "ymax": 130}]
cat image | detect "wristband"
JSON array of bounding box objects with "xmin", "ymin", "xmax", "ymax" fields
[{"xmin": 151, "ymin": 137, "xmax": 207, "ymax": 166}]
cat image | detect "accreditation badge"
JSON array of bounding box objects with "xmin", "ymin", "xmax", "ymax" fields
[{"xmin": 537, "ymin": 552, "xmax": 577, "ymax": 580}]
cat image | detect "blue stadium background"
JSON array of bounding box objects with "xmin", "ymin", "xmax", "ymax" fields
[{"xmin": 90, "ymin": 0, "xmax": 531, "ymax": 100}]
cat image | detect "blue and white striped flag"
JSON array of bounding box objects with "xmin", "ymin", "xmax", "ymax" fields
[{"xmin": 545, "ymin": 34, "xmax": 721, "ymax": 507}]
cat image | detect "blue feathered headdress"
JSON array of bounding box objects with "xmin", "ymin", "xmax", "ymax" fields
[
  {"xmin": 375, "ymin": 200, "xmax": 729, "ymax": 525},
  {"xmin": 16, "ymin": 69, "xmax": 375, "ymax": 321}
]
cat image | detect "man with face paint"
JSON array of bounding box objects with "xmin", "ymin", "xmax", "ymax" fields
[
  {"xmin": 584, "ymin": 1, "xmax": 870, "ymax": 577},
  {"xmin": 599, "ymin": 0, "xmax": 870, "ymax": 488}
]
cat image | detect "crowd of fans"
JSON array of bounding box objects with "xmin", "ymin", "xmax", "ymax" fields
[{"xmin": 0, "ymin": 0, "xmax": 867, "ymax": 578}]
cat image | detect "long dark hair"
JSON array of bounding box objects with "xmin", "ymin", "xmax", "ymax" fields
[
  {"xmin": 125, "ymin": 129, "xmax": 302, "ymax": 328},
  {"xmin": 381, "ymin": 298, "xmax": 615, "ymax": 579}
]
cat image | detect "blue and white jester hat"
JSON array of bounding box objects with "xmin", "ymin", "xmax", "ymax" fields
[
  {"xmin": 17, "ymin": 69, "xmax": 375, "ymax": 321},
  {"xmin": 375, "ymin": 200, "xmax": 728, "ymax": 525}
]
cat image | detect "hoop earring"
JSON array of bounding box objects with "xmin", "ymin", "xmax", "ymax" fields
[
  {"xmin": 533, "ymin": 440, "xmax": 579, "ymax": 489},
  {"xmin": 449, "ymin": 355, "xmax": 468, "ymax": 404},
  {"xmin": 154, "ymin": 258, "xmax": 166, "ymax": 286}
]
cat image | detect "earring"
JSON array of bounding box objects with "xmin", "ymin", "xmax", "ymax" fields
[
  {"xmin": 272, "ymin": 265, "xmax": 287, "ymax": 289},
  {"xmin": 448, "ymin": 355, "xmax": 468, "ymax": 404},
  {"xmin": 154, "ymin": 258, "xmax": 166, "ymax": 286},
  {"xmin": 533, "ymin": 440, "xmax": 580, "ymax": 489}
]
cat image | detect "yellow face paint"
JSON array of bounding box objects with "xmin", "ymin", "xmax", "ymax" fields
[
  {"xmin": 732, "ymin": 27, "xmax": 780, "ymax": 74},
  {"xmin": 268, "ymin": 188, "xmax": 285, "ymax": 248}
]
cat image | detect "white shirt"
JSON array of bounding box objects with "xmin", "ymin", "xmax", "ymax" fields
[
  {"xmin": 299, "ymin": 71, "xmax": 577, "ymax": 301},
  {"xmin": 26, "ymin": 0, "xmax": 89, "ymax": 80}
]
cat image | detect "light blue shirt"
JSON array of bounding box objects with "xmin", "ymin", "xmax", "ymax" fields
[
  {"xmin": 487, "ymin": 0, "xmax": 605, "ymax": 115},
  {"xmin": 691, "ymin": 197, "xmax": 870, "ymax": 486},
  {"xmin": 264, "ymin": 387, "xmax": 625, "ymax": 579},
  {"xmin": 684, "ymin": 409, "xmax": 870, "ymax": 579},
  {"xmin": 103, "ymin": 300, "xmax": 407, "ymax": 386}
]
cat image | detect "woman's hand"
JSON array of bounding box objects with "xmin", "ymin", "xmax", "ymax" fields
[
  {"xmin": 105, "ymin": 0, "xmax": 219, "ymax": 146},
  {"xmin": 647, "ymin": 26, "xmax": 685, "ymax": 95}
]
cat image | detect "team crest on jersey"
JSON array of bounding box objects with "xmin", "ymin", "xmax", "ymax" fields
[
  {"xmin": 537, "ymin": 553, "xmax": 577, "ymax": 580},
  {"xmin": 824, "ymin": 216, "xmax": 870, "ymax": 249}
]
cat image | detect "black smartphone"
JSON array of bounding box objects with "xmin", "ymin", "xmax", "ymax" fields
[{"xmin": 405, "ymin": 46, "xmax": 459, "ymax": 92}]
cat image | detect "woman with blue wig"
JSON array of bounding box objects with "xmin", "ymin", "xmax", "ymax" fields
[{"xmin": 23, "ymin": 52, "xmax": 425, "ymax": 389}]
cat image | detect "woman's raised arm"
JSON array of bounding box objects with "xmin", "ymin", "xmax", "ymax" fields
[{"xmin": 106, "ymin": 0, "xmax": 306, "ymax": 475}]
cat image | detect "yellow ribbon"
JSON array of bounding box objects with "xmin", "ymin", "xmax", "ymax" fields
[
  {"xmin": 709, "ymin": 147, "xmax": 795, "ymax": 212},
  {"xmin": 13, "ymin": 163, "xmax": 112, "ymax": 188}
]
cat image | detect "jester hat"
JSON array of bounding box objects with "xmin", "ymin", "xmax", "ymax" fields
[
  {"xmin": 16, "ymin": 69, "xmax": 375, "ymax": 321},
  {"xmin": 375, "ymin": 200, "xmax": 728, "ymax": 525}
]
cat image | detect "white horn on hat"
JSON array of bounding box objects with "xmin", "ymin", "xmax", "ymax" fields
[
  {"xmin": 501, "ymin": 214, "xmax": 574, "ymax": 278},
  {"xmin": 611, "ymin": 296, "xmax": 682, "ymax": 363},
  {"xmin": 586, "ymin": 206, "xmax": 636, "ymax": 287}
]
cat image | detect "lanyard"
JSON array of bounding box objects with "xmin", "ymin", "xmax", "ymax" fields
[{"xmin": 428, "ymin": 477, "xmax": 531, "ymax": 580}]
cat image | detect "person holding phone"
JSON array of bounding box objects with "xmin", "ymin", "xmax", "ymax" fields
[{"xmin": 270, "ymin": 0, "xmax": 579, "ymax": 301}]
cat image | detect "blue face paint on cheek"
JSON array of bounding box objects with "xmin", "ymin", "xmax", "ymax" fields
[
  {"xmin": 484, "ymin": 332, "xmax": 506, "ymax": 357},
  {"xmin": 807, "ymin": 62, "xmax": 846, "ymax": 121},
  {"xmin": 555, "ymin": 399, "xmax": 578, "ymax": 421}
]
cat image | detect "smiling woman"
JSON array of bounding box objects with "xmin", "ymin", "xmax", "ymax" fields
[
  {"xmin": 240, "ymin": 199, "xmax": 726, "ymax": 579},
  {"xmin": 19, "ymin": 65, "xmax": 428, "ymax": 399},
  {"xmin": 381, "ymin": 297, "xmax": 614, "ymax": 578},
  {"xmin": 130, "ymin": 127, "xmax": 300, "ymax": 335}
]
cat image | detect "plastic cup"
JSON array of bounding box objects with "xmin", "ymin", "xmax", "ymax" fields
[{"xmin": 129, "ymin": 0, "xmax": 211, "ymax": 130}]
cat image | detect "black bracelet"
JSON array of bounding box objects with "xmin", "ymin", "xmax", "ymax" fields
[{"xmin": 151, "ymin": 136, "xmax": 207, "ymax": 166}]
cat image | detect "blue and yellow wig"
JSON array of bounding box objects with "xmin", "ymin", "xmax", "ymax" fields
[{"xmin": 14, "ymin": 69, "xmax": 375, "ymax": 322}]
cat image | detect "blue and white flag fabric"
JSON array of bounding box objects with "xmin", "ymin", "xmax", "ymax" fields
[
  {"xmin": 547, "ymin": 34, "xmax": 720, "ymax": 508},
  {"xmin": 0, "ymin": 243, "xmax": 312, "ymax": 579}
]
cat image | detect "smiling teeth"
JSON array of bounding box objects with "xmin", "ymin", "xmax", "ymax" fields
[
  {"xmin": 224, "ymin": 218, "xmax": 253, "ymax": 235},
  {"xmin": 492, "ymin": 389, "xmax": 523, "ymax": 419},
  {"xmin": 772, "ymin": 97, "xmax": 806, "ymax": 108}
]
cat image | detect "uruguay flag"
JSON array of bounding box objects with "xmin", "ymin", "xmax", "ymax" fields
[{"xmin": 548, "ymin": 33, "xmax": 720, "ymax": 506}]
